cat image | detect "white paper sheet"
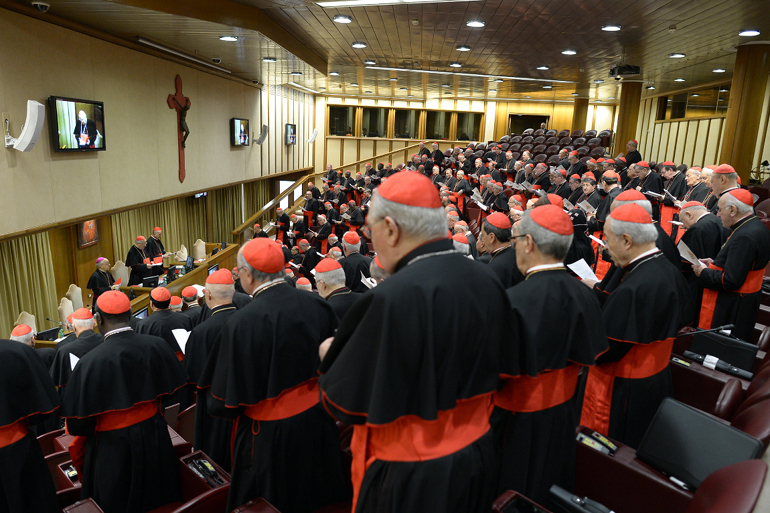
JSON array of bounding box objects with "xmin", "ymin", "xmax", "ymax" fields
[
  {"xmin": 192, "ymin": 284, "xmax": 205, "ymax": 297},
  {"xmin": 677, "ymin": 240, "xmax": 700, "ymax": 265},
  {"xmin": 69, "ymin": 353, "xmax": 80, "ymax": 371},
  {"xmin": 588, "ymin": 235, "xmax": 605, "ymax": 247},
  {"xmin": 361, "ymin": 271, "xmax": 377, "ymax": 289},
  {"xmin": 578, "ymin": 201, "xmax": 596, "ymax": 214},
  {"xmin": 567, "ymin": 259, "xmax": 599, "ymax": 281},
  {"xmin": 172, "ymin": 329, "xmax": 191, "ymax": 355}
]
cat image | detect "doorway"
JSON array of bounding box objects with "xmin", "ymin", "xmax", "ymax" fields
[{"xmin": 508, "ymin": 114, "xmax": 550, "ymax": 136}]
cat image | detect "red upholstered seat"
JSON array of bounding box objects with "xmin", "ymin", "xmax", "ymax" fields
[
  {"xmin": 533, "ymin": 129, "xmax": 545, "ymax": 136},
  {"xmin": 586, "ymin": 137, "xmax": 602, "ymax": 149},
  {"xmin": 584, "ymin": 130, "xmax": 597, "ymax": 139},
  {"xmin": 62, "ymin": 498, "xmax": 106, "ymax": 512},
  {"xmin": 572, "ymin": 137, "xmax": 587, "ymax": 146},
  {"xmin": 521, "ymin": 136, "xmax": 534, "ymax": 144},
  {"xmin": 712, "ymin": 378, "xmax": 744, "ymax": 420},
  {"xmin": 58, "ymin": 487, "xmax": 85, "ymax": 510},
  {"xmin": 576, "ymin": 146, "xmax": 589, "ymax": 157},
  {"xmin": 499, "ymin": 135, "xmax": 511, "ymax": 143},
  {"xmin": 476, "ymin": 142, "xmax": 487, "ymax": 151},
  {"xmin": 544, "ymin": 136, "xmax": 558, "ymax": 145},
  {"xmin": 37, "ymin": 428, "xmax": 65, "ymax": 456},
  {"xmin": 510, "ymin": 152, "xmax": 520, "ymax": 161},
  {"xmin": 670, "ymin": 359, "xmax": 746, "ymax": 417},
  {"xmin": 510, "ymin": 135, "xmax": 522, "ymax": 144},
  {"xmin": 546, "ymin": 155, "xmax": 560, "ymax": 165},
  {"xmin": 755, "ymin": 198, "xmax": 770, "ymax": 217},
  {"xmin": 533, "ymin": 135, "xmax": 546, "ymax": 144},
  {"xmin": 677, "ymin": 164, "xmax": 689, "ymax": 172},
  {"xmin": 545, "ymin": 129, "xmax": 557, "ymax": 137},
  {"xmin": 730, "ymin": 400, "xmax": 770, "ymax": 450},
  {"xmin": 522, "ymin": 128, "xmax": 534, "ymax": 135},
  {"xmin": 579, "ymin": 156, "xmax": 591, "ymax": 164},
  {"xmin": 232, "ymin": 498, "xmax": 282, "ymax": 512},
  {"xmin": 557, "ymin": 129, "xmax": 570, "ymax": 138},
  {"xmin": 520, "ymin": 144, "xmax": 533, "ymax": 153},
  {"xmin": 597, "ymin": 130, "xmax": 612, "ymax": 147},
  {"xmin": 558, "ymin": 137, "xmax": 572, "ymax": 146},
  {"xmin": 533, "ymin": 154, "xmax": 547, "ymax": 163},
  {"xmin": 532, "ymin": 144, "xmax": 547, "ymax": 154},
  {"xmin": 509, "ymin": 143, "xmax": 521, "ymax": 152},
  {"xmin": 570, "ymin": 130, "xmax": 584, "ymax": 138},
  {"xmin": 545, "ymin": 145, "xmax": 560, "ymax": 155},
  {"xmin": 500, "ymin": 143, "xmax": 509, "ymax": 151},
  {"xmin": 685, "ymin": 460, "xmax": 767, "ymax": 513},
  {"xmin": 45, "ymin": 450, "xmax": 73, "ymax": 491},
  {"xmin": 492, "ymin": 490, "xmax": 554, "ymax": 512},
  {"xmin": 590, "ymin": 147, "xmax": 606, "ymax": 158},
  {"xmin": 176, "ymin": 403, "xmax": 195, "ymax": 444}
]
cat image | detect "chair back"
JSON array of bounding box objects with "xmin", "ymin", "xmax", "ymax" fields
[
  {"xmin": 15, "ymin": 311, "xmax": 37, "ymax": 334},
  {"xmin": 66, "ymin": 284, "xmax": 83, "ymax": 310},
  {"xmin": 58, "ymin": 298, "xmax": 74, "ymax": 327}
]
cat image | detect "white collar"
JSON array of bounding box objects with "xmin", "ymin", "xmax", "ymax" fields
[
  {"xmin": 104, "ymin": 326, "xmax": 133, "ymax": 339},
  {"xmin": 525, "ymin": 263, "xmax": 565, "ymax": 275},
  {"xmin": 629, "ymin": 247, "xmax": 659, "ymax": 265},
  {"xmin": 250, "ymin": 278, "xmax": 285, "ymax": 297}
]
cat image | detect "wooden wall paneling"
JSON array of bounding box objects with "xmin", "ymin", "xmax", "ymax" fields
[
  {"xmin": 649, "ymin": 123, "xmax": 661, "ymax": 162},
  {"xmin": 704, "ymin": 118, "xmax": 722, "ymax": 165},
  {"xmin": 635, "ymin": 99, "xmax": 648, "ymax": 148},
  {"xmin": 716, "ymin": 118, "xmax": 726, "ymax": 165},
  {"xmin": 687, "ymin": 120, "xmax": 700, "ymax": 167},
  {"xmin": 326, "ymin": 138, "xmax": 341, "ymax": 168},
  {"xmin": 49, "ymin": 226, "xmax": 76, "ymax": 305},
  {"xmin": 449, "ymin": 112, "xmax": 458, "ymax": 141},
  {"xmin": 354, "ymin": 107, "xmax": 363, "ymax": 139},
  {"xmin": 360, "ymin": 140, "xmax": 374, "ymax": 172},
  {"xmin": 552, "ymin": 104, "xmax": 574, "ymax": 133},
  {"xmin": 753, "ymin": 74, "xmax": 770, "ymax": 171},
  {"xmin": 675, "ymin": 121, "xmax": 688, "ymax": 164},
  {"xmin": 694, "ymin": 119, "xmax": 709, "ymax": 167}
]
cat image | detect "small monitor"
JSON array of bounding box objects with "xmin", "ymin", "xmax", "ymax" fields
[
  {"xmin": 185, "ymin": 256, "xmax": 195, "ymax": 272},
  {"xmin": 133, "ymin": 307, "xmax": 149, "ymax": 319},
  {"xmin": 142, "ymin": 276, "xmax": 159, "ymax": 288},
  {"xmin": 285, "ymin": 124, "xmax": 296, "ymax": 145},
  {"xmin": 208, "ymin": 264, "xmax": 219, "ymax": 275},
  {"xmin": 48, "ymin": 96, "xmax": 106, "ymax": 152},
  {"xmin": 231, "ymin": 118, "xmax": 249, "ymax": 146},
  {"xmin": 210, "ymin": 247, "xmax": 219, "ymax": 257},
  {"xmin": 220, "ymin": 241, "xmax": 226, "ymax": 250},
  {"xmin": 37, "ymin": 327, "xmax": 60, "ymax": 341}
]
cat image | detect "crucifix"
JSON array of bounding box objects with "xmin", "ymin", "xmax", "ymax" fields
[{"xmin": 167, "ymin": 75, "xmax": 191, "ymax": 183}]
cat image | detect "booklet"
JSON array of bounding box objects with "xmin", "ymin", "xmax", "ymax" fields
[
  {"xmin": 567, "ymin": 259, "xmax": 599, "ymax": 281},
  {"xmin": 172, "ymin": 329, "xmax": 191, "ymax": 355},
  {"xmin": 677, "ymin": 240, "xmax": 700, "ymax": 265},
  {"xmin": 361, "ymin": 271, "xmax": 377, "ymax": 289},
  {"xmin": 578, "ymin": 201, "xmax": 596, "ymax": 215}
]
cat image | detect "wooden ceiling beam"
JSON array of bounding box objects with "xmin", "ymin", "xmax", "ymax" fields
[{"xmin": 103, "ymin": 0, "xmax": 328, "ymax": 73}]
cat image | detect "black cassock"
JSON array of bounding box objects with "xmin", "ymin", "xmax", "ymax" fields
[
  {"xmin": 181, "ymin": 304, "xmax": 204, "ymax": 328},
  {"xmin": 86, "ymin": 270, "xmax": 115, "ymax": 301},
  {"xmin": 0, "ymin": 341, "xmax": 60, "ymax": 513},
  {"xmin": 125, "ymin": 245, "xmax": 151, "ymax": 286},
  {"xmin": 135, "ymin": 309, "xmax": 192, "ymax": 359},
  {"xmin": 50, "ymin": 330, "xmax": 103, "ymax": 390},
  {"xmin": 340, "ymin": 252, "xmax": 372, "ymax": 293},
  {"xmin": 495, "ymin": 268, "xmax": 608, "ymax": 504},
  {"xmin": 319, "ymin": 239, "xmax": 512, "ymax": 513},
  {"xmin": 581, "ymin": 251, "xmax": 688, "ymax": 449},
  {"xmin": 145, "ymin": 237, "xmax": 165, "ymax": 276},
  {"xmin": 682, "ymin": 182, "xmax": 709, "ymax": 203},
  {"xmin": 699, "ymin": 216, "xmax": 770, "ymax": 341},
  {"xmin": 61, "ymin": 330, "xmax": 188, "ymax": 513},
  {"xmin": 325, "ymin": 287, "xmax": 362, "ymax": 322},
  {"xmin": 184, "ymin": 304, "xmax": 237, "ymax": 471},
  {"xmin": 679, "ymin": 214, "xmax": 727, "ymax": 325},
  {"xmin": 640, "ymin": 172, "xmax": 664, "ymax": 221},
  {"xmin": 486, "ymin": 245, "xmax": 524, "ymax": 288},
  {"xmin": 567, "ymin": 187, "xmax": 583, "ymax": 206},
  {"xmin": 198, "ymin": 282, "xmax": 348, "ymax": 513},
  {"xmin": 565, "ymin": 209, "xmax": 595, "ymax": 267}
]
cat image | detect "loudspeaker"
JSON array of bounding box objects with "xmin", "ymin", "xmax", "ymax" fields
[
  {"xmin": 308, "ymin": 128, "xmax": 318, "ymax": 143},
  {"xmin": 254, "ymin": 124, "xmax": 268, "ymax": 145},
  {"xmin": 9, "ymin": 100, "xmax": 45, "ymax": 152}
]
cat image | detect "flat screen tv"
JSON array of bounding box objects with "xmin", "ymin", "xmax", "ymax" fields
[
  {"xmin": 133, "ymin": 307, "xmax": 149, "ymax": 319},
  {"xmin": 285, "ymin": 123, "xmax": 296, "ymax": 145},
  {"xmin": 208, "ymin": 264, "xmax": 219, "ymax": 275},
  {"xmin": 231, "ymin": 118, "xmax": 249, "ymax": 146},
  {"xmin": 48, "ymin": 96, "xmax": 106, "ymax": 152}
]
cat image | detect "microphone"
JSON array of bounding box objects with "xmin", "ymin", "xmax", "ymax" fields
[
  {"xmin": 693, "ymin": 324, "xmax": 734, "ymax": 334},
  {"xmin": 45, "ymin": 318, "xmax": 64, "ymax": 326},
  {"xmin": 683, "ymin": 350, "xmax": 753, "ymax": 380}
]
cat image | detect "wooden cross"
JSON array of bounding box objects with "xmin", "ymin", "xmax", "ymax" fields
[{"xmin": 167, "ymin": 75, "xmax": 191, "ymax": 183}]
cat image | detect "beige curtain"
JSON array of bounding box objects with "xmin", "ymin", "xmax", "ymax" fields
[
  {"xmin": 244, "ymin": 180, "xmax": 272, "ymax": 227},
  {"xmin": 210, "ymin": 185, "xmax": 244, "ymax": 243},
  {"xmin": 111, "ymin": 196, "xmax": 206, "ymax": 262},
  {"xmin": 0, "ymin": 232, "xmax": 58, "ymax": 336}
]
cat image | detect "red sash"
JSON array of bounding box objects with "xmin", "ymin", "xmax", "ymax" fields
[
  {"xmin": 142, "ymin": 257, "xmax": 150, "ymax": 265},
  {"xmin": 0, "ymin": 418, "xmax": 29, "ymax": 449},
  {"xmin": 698, "ymin": 264, "xmax": 764, "ymax": 330},
  {"xmin": 349, "ymin": 393, "xmax": 492, "ymax": 512},
  {"xmin": 303, "ymin": 210, "xmax": 315, "ymax": 225},
  {"xmin": 321, "ymin": 239, "xmax": 328, "ymax": 254},
  {"xmin": 243, "ymin": 378, "xmax": 319, "ymax": 421},
  {"xmin": 354, "ymin": 191, "xmax": 362, "ymax": 206},
  {"xmin": 67, "ymin": 400, "xmax": 159, "ymax": 478},
  {"xmin": 580, "ymin": 337, "xmax": 674, "ymax": 435},
  {"xmin": 495, "ymin": 365, "xmax": 581, "ymax": 412},
  {"xmin": 592, "ymin": 230, "xmax": 612, "ymax": 280},
  {"xmin": 660, "ymin": 205, "xmax": 678, "ymax": 236}
]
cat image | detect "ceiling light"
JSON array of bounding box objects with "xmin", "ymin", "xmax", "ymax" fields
[
  {"xmin": 594, "ymin": 79, "xmax": 604, "ymax": 83},
  {"xmin": 351, "ymin": 41, "xmax": 367, "ymax": 49},
  {"xmin": 543, "ymin": 85, "xmax": 552, "ymax": 89},
  {"xmin": 691, "ymin": 94, "xmax": 700, "ymax": 97},
  {"xmin": 219, "ymin": 36, "xmax": 238, "ymax": 42},
  {"xmin": 442, "ymin": 83, "xmax": 451, "ymax": 87},
  {"xmin": 400, "ymin": 87, "xmax": 408, "ymax": 90},
  {"xmin": 525, "ymin": 95, "xmax": 531, "ymax": 98},
  {"xmin": 364, "ymin": 59, "xmax": 376, "ymax": 65},
  {"xmin": 739, "ymin": 30, "xmax": 761, "ymax": 37},
  {"xmin": 492, "ymin": 78, "xmax": 504, "ymax": 83},
  {"xmin": 350, "ymin": 82, "xmax": 358, "ymax": 86},
  {"xmin": 562, "ymin": 49, "xmax": 577, "ymax": 55},
  {"xmin": 329, "ymin": 71, "xmax": 340, "ymax": 76},
  {"xmin": 712, "ymin": 68, "xmax": 726, "ymax": 73},
  {"xmin": 571, "ymin": 93, "xmax": 579, "ymax": 96},
  {"xmin": 449, "ymin": 62, "xmax": 462, "ymax": 68},
  {"xmin": 364, "ymin": 66, "xmax": 576, "ymax": 84},
  {"xmin": 646, "ymin": 85, "xmax": 655, "ymax": 90},
  {"xmin": 488, "ymin": 89, "xmax": 497, "ymax": 93},
  {"xmin": 288, "ymin": 82, "xmax": 320, "ymax": 94},
  {"xmin": 674, "ymin": 78, "xmax": 685, "ymax": 82},
  {"xmin": 319, "ymin": 87, "xmax": 326, "ymax": 90},
  {"xmin": 333, "ymin": 14, "xmax": 352, "ymax": 23},
  {"xmin": 445, "ymin": 92, "xmax": 452, "ymax": 95},
  {"xmin": 389, "ymin": 77, "xmax": 398, "ymax": 81},
  {"xmin": 290, "ymin": 71, "xmax": 302, "ymax": 75},
  {"xmin": 537, "ymin": 66, "xmax": 549, "ymax": 70},
  {"xmin": 718, "ymin": 98, "xmax": 724, "ymax": 101},
  {"xmin": 595, "ymin": 100, "xmax": 602, "ymax": 103},
  {"xmin": 608, "ymin": 96, "xmax": 616, "ymax": 99},
  {"xmin": 407, "ymin": 94, "xmax": 414, "ymax": 97},
  {"xmin": 456, "ymin": 45, "xmax": 471, "ymax": 51},
  {"xmin": 669, "ymin": 53, "xmax": 686, "ymax": 58},
  {"xmin": 365, "ymin": 91, "xmax": 373, "ymax": 94},
  {"xmin": 601, "ymin": 25, "xmax": 621, "ymax": 32},
  {"xmin": 466, "ymin": 20, "xmax": 485, "ymax": 28},
  {"xmin": 263, "ymin": 57, "xmax": 277, "ymax": 62},
  {"xmin": 719, "ymin": 88, "xmax": 729, "ymax": 92}
]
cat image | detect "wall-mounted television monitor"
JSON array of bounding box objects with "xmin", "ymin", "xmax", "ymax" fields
[
  {"xmin": 208, "ymin": 264, "xmax": 219, "ymax": 275},
  {"xmin": 231, "ymin": 118, "xmax": 249, "ymax": 146},
  {"xmin": 133, "ymin": 307, "xmax": 149, "ymax": 319},
  {"xmin": 48, "ymin": 96, "xmax": 106, "ymax": 152},
  {"xmin": 285, "ymin": 123, "xmax": 296, "ymax": 145}
]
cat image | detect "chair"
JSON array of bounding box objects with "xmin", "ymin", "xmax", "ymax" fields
[
  {"xmin": 193, "ymin": 240, "xmax": 206, "ymax": 260},
  {"xmin": 544, "ymin": 136, "xmax": 558, "ymax": 145},
  {"xmin": 66, "ymin": 284, "xmax": 84, "ymax": 311},
  {"xmin": 545, "ymin": 145, "xmax": 560, "ymax": 156},
  {"xmin": 598, "ymin": 130, "xmax": 612, "ymax": 147},
  {"xmin": 232, "ymin": 498, "xmax": 281, "ymax": 512},
  {"xmin": 570, "ymin": 129, "xmax": 584, "ymax": 138},
  {"xmin": 164, "ymin": 403, "xmax": 180, "ymax": 428},
  {"xmin": 521, "ymin": 136, "xmax": 534, "ymax": 144},
  {"xmin": 58, "ymin": 297, "xmax": 74, "ymax": 327},
  {"xmin": 110, "ymin": 261, "xmax": 130, "ymax": 289},
  {"xmin": 590, "ymin": 147, "xmax": 606, "ymax": 158},
  {"xmin": 677, "ymin": 164, "xmax": 689, "ymax": 172},
  {"xmin": 169, "ymin": 486, "xmax": 230, "ymax": 513},
  {"xmin": 532, "ymin": 144, "xmax": 547, "ymax": 154},
  {"xmin": 533, "ymin": 129, "xmax": 545, "ymax": 136},
  {"xmin": 576, "ymin": 146, "xmax": 589, "ymax": 157},
  {"xmin": 176, "ymin": 404, "xmax": 196, "ymax": 444},
  {"xmin": 499, "ymin": 135, "xmax": 511, "ymax": 143},
  {"xmin": 755, "ymin": 198, "xmax": 770, "ymax": 217},
  {"xmin": 58, "ymin": 488, "xmax": 86, "ymax": 510},
  {"xmin": 546, "ymin": 155, "xmax": 560, "ymax": 165},
  {"xmin": 533, "ymin": 136, "xmax": 546, "ymax": 144},
  {"xmin": 586, "ymin": 137, "xmax": 602, "ymax": 149},
  {"xmin": 562, "ymin": 146, "xmax": 574, "ymax": 153},
  {"xmin": 584, "ymin": 130, "xmax": 597, "ymax": 139},
  {"xmin": 509, "ymin": 143, "xmax": 521, "ymax": 152},
  {"xmin": 38, "ymin": 429, "xmax": 65, "ymax": 457},
  {"xmin": 500, "ymin": 143, "xmax": 509, "ymax": 151},
  {"xmin": 557, "ymin": 129, "xmax": 570, "ymax": 138},
  {"xmin": 572, "ymin": 137, "xmax": 587, "ymax": 146},
  {"xmin": 533, "ymin": 154, "xmax": 547, "ymax": 163},
  {"xmin": 685, "ymin": 460, "xmax": 767, "ymax": 513},
  {"xmin": 579, "ymin": 156, "xmax": 591, "ymax": 165},
  {"xmin": 545, "ymin": 129, "xmax": 557, "ymax": 137},
  {"xmin": 510, "ymin": 152, "xmax": 520, "ymax": 161},
  {"xmin": 476, "ymin": 142, "xmax": 486, "ymax": 151},
  {"xmin": 46, "ymin": 451, "xmax": 73, "ymax": 491},
  {"xmin": 15, "ymin": 311, "xmax": 36, "ymax": 334},
  {"xmin": 520, "ymin": 144, "xmax": 533, "ymax": 153},
  {"xmin": 510, "ymin": 135, "xmax": 522, "ymax": 144},
  {"xmin": 558, "ymin": 137, "xmax": 572, "ymax": 146},
  {"xmin": 522, "ymin": 128, "xmax": 534, "ymax": 135},
  {"xmin": 62, "ymin": 498, "xmax": 105, "ymax": 512},
  {"xmin": 493, "ymin": 490, "xmax": 554, "ymax": 512}
]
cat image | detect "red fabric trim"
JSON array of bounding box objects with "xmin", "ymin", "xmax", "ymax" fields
[
  {"xmin": 321, "ymin": 239, "xmax": 328, "ymax": 254},
  {"xmin": 660, "ymin": 205, "xmax": 677, "ymax": 236},
  {"xmin": 698, "ymin": 265, "xmax": 764, "ymax": 329},
  {"xmin": 0, "ymin": 418, "xmax": 28, "ymax": 449},
  {"xmin": 243, "ymin": 378, "xmax": 319, "ymax": 421},
  {"xmin": 494, "ymin": 365, "xmax": 581, "ymax": 412}
]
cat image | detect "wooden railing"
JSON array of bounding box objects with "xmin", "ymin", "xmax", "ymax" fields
[{"xmin": 333, "ymin": 140, "xmax": 474, "ymax": 175}]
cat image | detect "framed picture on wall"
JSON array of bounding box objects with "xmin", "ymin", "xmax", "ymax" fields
[{"xmin": 78, "ymin": 219, "xmax": 99, "ymax": 248}]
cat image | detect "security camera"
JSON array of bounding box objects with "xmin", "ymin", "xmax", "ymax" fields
[
  {"xmin": 212, "ymin": 57, "xmax": 222, "ymax": 64},
  {"xmin": 31, "ymin": 1, "xmax": 50, "ymax": 12},
  {"xmin": 614, "ymin": 76, "xmax": 622, "ymax": 81}
]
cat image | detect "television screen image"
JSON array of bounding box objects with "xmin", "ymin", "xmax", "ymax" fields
[
  {"xmin": 133, "ymin": 307, "xmax": 149, "ymax": 319},
  {"xmin": 285, "ymin": 124, "xmax": 296, "ymax": 145},
  {"xmin": 231, "ymin": 118, "xmax": 249, "ymax": 146},
  {"xmin": 49, "ymin": 96, "xmax": 105, "ymax": 152},
  {"xmin": 208, "ymin": 264, "xmax": 219, "ymax": 275}
]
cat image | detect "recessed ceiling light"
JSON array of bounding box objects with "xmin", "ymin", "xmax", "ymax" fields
[
  {"xmin": 333, "ymin": 14, "xmax": 352, "ymax": 23},
  {"xmin": 739, "ymin": 30, "xmax": 761, "ymax": 37},
  {"xmin": 488, "ymin": 89, "xmax": 496, "ymax": 93},
  {"xmin": 492, "ymin": 78, "xmax": 504, "ymax": 83},
  {"xmin": 595, "ymin": 100, "xmax": 602, "ymax": 103},
  {"xmin": 263, "ymin": 57, "xmax": 277, "ymax": 62},
  {"xmin": 718, "ymin": 98, "xmax": 724, "ymax": 101},
  {"xmin": 594, "ymin": 79, "xmax": 604, "ymax": 83},
  {"xmin": 525, "ymin": 95, "xmax": 531, "ymax": 98},
  {"xmin": 669, "ymin": 53, "xmax": 686, "ymax": 58},
  {"xmin": 562, "ymin": 49, "xmax": 577, "ymax": 55},
  {"xmin": 712, "ymin": 68, "xmax": 726, "ymax": 73},
  {"xmin": 719, "ymin": 88, "xmax": 729, "ymax": 92},
  {"xmin": 319, "ymin": 87, "xmax": 326, "ymax": 90},
  {"xmin": 351, "ymin": 41, "xmax": 367, "ymax": 49},
  {"xmin": 445, "ymin": 92, "xmax": 452, "ymax": 95},
  {"xmin": 365, "ymin": 91, "xmax": 372, "ymax": 94},
  {"xmin": 466, "ymin": 20, "xmax": 485, "ymax": 28},
  {"xmin": 674, "ymin": 78, "xmax": 685, "ymax": 82},
  {"xmin": 543, "ymin": 85, "xmax": 552, "ymax": 89},
  {"xmin": 407, "ymin": 95, "xmax": 414, "ymax": 97},
  {"xmin": 442, "ymin": 84, "xmax": 451, "ymax": 88},
  {"xmin": 399, "ymin": 87, "xmax": 408, "ymax": 90},
  {"xmin": 364, "ymin": 59, "xmax": 376, "ymax": 65},
  {"xmin": 537, "ymin": 66, "xmax": 549, "ymax": 70},
  {"xmin": 329, "ymin": 71, "xmax": 340, "ymax": 76},
  {"xmin": 601, "ymin": 25, "xmax": 621, "ymax": 32},
  {"xmin": 449, "ymin": 62, "xmax": 462, "ymax": 68},
  {"xmin": 350, "ymin": 82, "xmax": 358, "ymax": 86},
  {"xmin": 456, "ymin": 45, "xmax": 471, "ymax": 52},
  {"xmin": 608, "ymin": 96, "xmax": 616, "ymax": 99},
  {"xmin": 571, "ymin": 93, "xmax": 579, "ymax": 96},
  {"xmin": 646, "ymin": 85, "xmax": 656, "ymax": 90},
  {"xmin": 290, "ymin": 71, "xmax": 302, "ymax": 75},
  {"xmin": 691, "ymin": 94, "xmax": 700, "ymax": 97},
  {"xmin": 389, "ymin": 77, "xmax": 398, "ymax": 81},
  {"xmin": 219, "ymin": 36, "xmax": 238, "ymax": 42}
]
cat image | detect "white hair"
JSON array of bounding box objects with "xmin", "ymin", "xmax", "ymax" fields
[
  {"xmin": 701, "ymin": 168, "xmax": 713, "ymax": 180},
  {"xmin": 297, "ymin": 282, "xmax": 312, "ymax": 291},
  {"xmin": 10, "ymin": 333, "xmax": 34, "ymax": 346},
  {"xmin": 73, "ymin": 318, "xmax": 95, "ymax": 330},
  {"xmin": 170, "ymin": 302, "xmax": 183, "ymax": 311},
  {"xmin": 453, "ymin": 240, "xmax": 470, "ymax": 255},
  {"xmin": 612, "ymin": 199, "xmax": 652, "ymax": 216},
  {"xmin": 679, "ymin": 203, "xmax": 707, "ymax": 217},
  {"xmin": 316, "ymin": 268, "xmax": 346, "ymax": 288},
  {"xmin": 607, "ymin": 217, "xmax": 658, "ymax": 244},
  {"xmin": 369, "ymin": 192, "xmax": 448, "ymax": 242},
  {"xmin": 342, "ymin": 239, "xmax": 361, "ymax": 254},
  {"xmin": 518, "ymin": 212, "xmax": 573, "ymax": 260},
  {"xmin": 723, "ymin": 193, "xmax": 754, "ymax": 216}
]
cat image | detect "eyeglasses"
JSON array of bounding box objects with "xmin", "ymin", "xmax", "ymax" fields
[
  {"xmin": 511, "ymin": 234, "xmax": 528, "ymax": 244},
  {"xmin": 363, "ymin": 217, "xmax": 386, "ymax": 238}
]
